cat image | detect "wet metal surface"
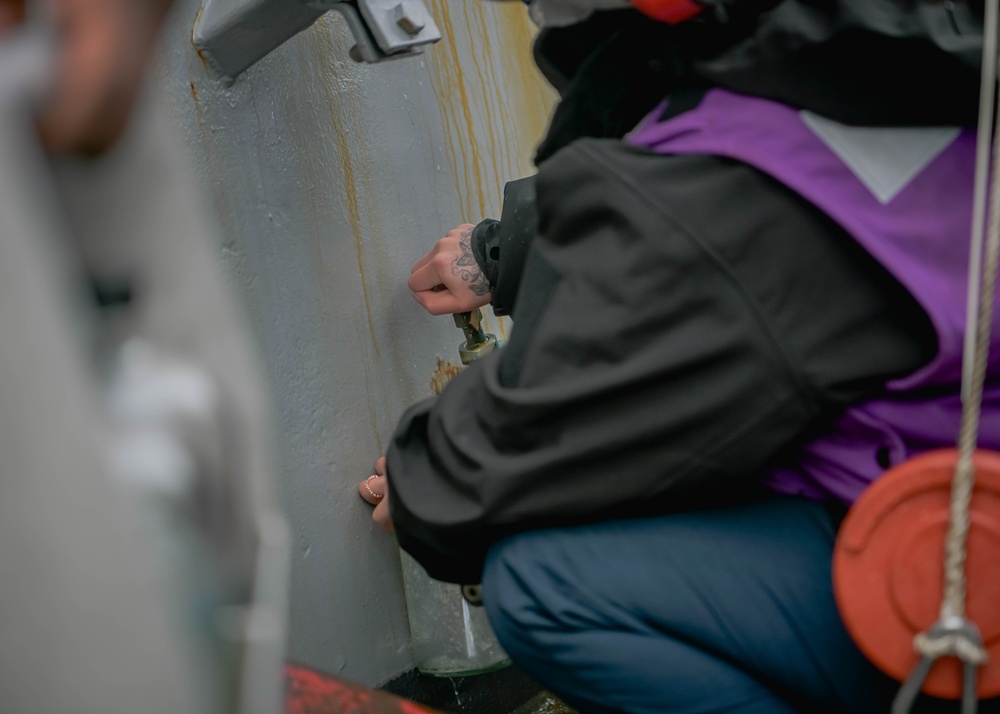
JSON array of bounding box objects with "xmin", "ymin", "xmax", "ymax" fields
[{"xmin": 156, "ymin": 0, "xmax": 554, "ymax": 688}]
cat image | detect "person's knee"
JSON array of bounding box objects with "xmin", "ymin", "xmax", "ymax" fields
[{"xmin": 481, "ymin": 531, "xmax": 559, "ymax": 660}]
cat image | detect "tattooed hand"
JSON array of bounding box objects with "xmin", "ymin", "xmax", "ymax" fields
[{"xmin": 408, "ymin": 224, "xmax": 494, "ymax": 315}]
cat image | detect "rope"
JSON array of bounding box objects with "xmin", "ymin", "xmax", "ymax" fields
[
  {"xmin": 938, "ymin": 0, "xmax": 1000, "ymax": 625},
  {"xmin": 963, "ymin": 0, "xmax": 999, "ymax": 404},
  {"xmin": 890, "ymin": 10, "xmax": 999, "ymax": 712},
  {"xmin": 915, "ymin": 631, "xmax": 990, "ymax": 666}
]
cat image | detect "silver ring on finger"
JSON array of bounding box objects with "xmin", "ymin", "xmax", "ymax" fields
[{"xmin": 364, "ymin": 477, "xmax": 384, "ymax": 500}]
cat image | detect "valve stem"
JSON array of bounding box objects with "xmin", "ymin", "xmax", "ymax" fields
[{"xmin": 453, "ymin": 309, "xmax": 497, "ymax": 365}]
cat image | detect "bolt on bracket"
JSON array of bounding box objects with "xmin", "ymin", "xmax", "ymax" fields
[{"xmin": 193, "ymin": 0, "xmax": 441, "ymax": 81}]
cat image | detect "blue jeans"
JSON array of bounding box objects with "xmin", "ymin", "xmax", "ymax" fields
[{"xmin": 483, "ymin": 498, "xmax": 998, "ymax": 714}]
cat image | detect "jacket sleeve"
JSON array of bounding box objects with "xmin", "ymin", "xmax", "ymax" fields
[
  {"xmin": 470, "ymin": 176, "xmax": 537, "ymax": 318},
  {"xmin": 387, "ymin": 139, "xmax": 934, "ymax": 584}
]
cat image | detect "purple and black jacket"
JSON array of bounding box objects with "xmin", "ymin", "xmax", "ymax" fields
[{"xmin": 629, "ymin": 88, "xmax": 1000, "ymax": 505}]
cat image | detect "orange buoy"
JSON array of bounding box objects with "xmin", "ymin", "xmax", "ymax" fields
[{"xmin": 834, "ymin": 449, "xmax": 1000, "ymax": 699}]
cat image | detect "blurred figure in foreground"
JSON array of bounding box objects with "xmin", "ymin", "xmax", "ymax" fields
[{"xmin": 0, "ymin": 2, "xmax": 288, "ymax": 713}]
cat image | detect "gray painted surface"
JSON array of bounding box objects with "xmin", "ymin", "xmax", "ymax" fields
[{"xmin": 154, "ymin": 0, "xmax": 554, "ymax": 686}]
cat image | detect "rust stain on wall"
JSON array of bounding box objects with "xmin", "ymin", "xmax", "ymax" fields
[
  {"xmin": 359, "ymin": 342, "xmax": 385, "ymax": 454},
  {"xmin": 474, "ymin": 3, "xmax": 519, "ymax": 179},
  {"xmin": 308, "ymin": 18, "xmax": 406, "ymax": 452},
  {"xmin": 460, "ymin": 1, "xmax": 504, "ymax": 198},
  {"xmin": 191, "ymin": 3, "xmax": 210, "ymax": 68},
  {"xmin": 425, "ymin": 0, "xmax": 488, "ymax": 220},
  {"xmin": 308, "ymin": 19, "xmax": 383, "ymax": 361},
  {"xmin": 492, "ymin": 4, "xmax": 557, "ymax": 175},
  {"xmin": 423, "ymin": 62, "xmax": 464, "ymax": 217},
  {"xmin": 430, "ymin": 357, "xmax": 464, "ymax": 395},
  {"xmin": 336, "ymin": 127, "xmax": 382, "ymax": 360},
  {"xmin": 423, "ymin": 0, "xmax": 556, "ymax": 223},
  {"xmin": 185, "ymin": 74, "xmax": 240, "ymax": 240}
]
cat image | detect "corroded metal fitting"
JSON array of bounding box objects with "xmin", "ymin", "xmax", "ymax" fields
[{"xmin": 454, "ymin": 309, "xmax": 497, "ymax": 365}]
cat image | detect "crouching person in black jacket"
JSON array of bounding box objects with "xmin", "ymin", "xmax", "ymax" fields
[{"xmin": 360, "ymin": 2, "xmax": 1000, "ymax": 712}]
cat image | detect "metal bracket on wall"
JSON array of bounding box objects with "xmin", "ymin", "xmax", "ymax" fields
[{"xmin": 193, "ymin": 0, "xmax": 441, "ymax": 81}]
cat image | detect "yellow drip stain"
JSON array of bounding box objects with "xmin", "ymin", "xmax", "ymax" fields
[
  {"xmin": 336, "ymin": 121, "xmax": 381, "ymax": 359},
  {"xmin": 307, "ymin": 19, "xmax": 398, "ymax": 452},
  {"xmin": 413, "ymin": 71, "xmax": 451, "ymax": 229},
  {"xmin": 337, "ymin": 157, "xmax": 382, "ymax": 357},
  {"xmin": 424, "ymin": 0, "xmax": 556, "ymax": 218},
  {"xmin": 476, "ymin": 2, "xmax": 519, "ymax": 188},
  {"xmin": 308, "ymin": 20, "xmax": 382, "ymax": 360},
  {"xmin": 461, "ymin": 1, "xmax": 504, "ymax": 205},
  {"xmin": 360, "ymin": 346, "xmax": 385, "ymax": 454},
  {"xmin": 186, "ymin": 70, "xmax": 237, "ymax": 230},
  {"xmin": 191, "ymin": 4, "xmax": 210, "ymax": 67},
  {"xmin": 425, "ymin": 0, "xmax": 487, "ymax": 219},
  {"xmin": 424, "ymin": 61, "xmax": 468, "ymax": 217},
  {"xmin": 431, "ymin": 357, "xmax": 464, "ymax": 395},
  {"xmin": 429, "ymin": 5, "xmax": 477, "ymax": 218},
  {"xmin": 493, "ymin": 5, "xmax": 557, "ymax": 175}
]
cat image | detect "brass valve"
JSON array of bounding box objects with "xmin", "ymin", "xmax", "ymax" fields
[{"xmin": 453, "ymin": 309, "xmax": 497, "ymax": 365}]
